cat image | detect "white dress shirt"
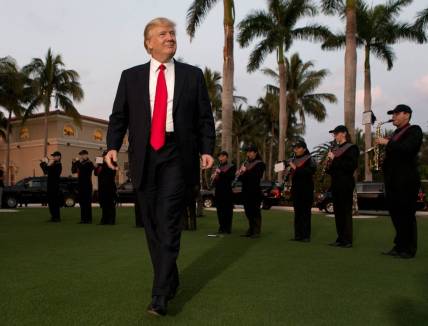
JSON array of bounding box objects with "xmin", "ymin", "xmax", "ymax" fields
[{"xmin": 149, "ymin": 57, "xmax": 175, "ymax": 132}]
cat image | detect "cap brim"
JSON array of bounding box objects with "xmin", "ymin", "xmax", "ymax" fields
[
  {"xmin": 387, "ymin": 110, "xmax": 395, "ymax": 115},
  {"xmin": 329, "ymin": 130, "xmax": 335, "ymax": 133}
]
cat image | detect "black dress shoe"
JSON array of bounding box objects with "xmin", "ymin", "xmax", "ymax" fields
[
  {"xmin": 147, "ymin": 296, "xmax": 167, "ymax": 316},
  {"xmin": 381, "ymin": 248, "xmax": 399, "ymax": 256},
  {"xmin": 290, "ymin": 238, "xmax": 303, "ymax": 241},
  {"xmin": 301, "ymin": 238, "xmax": 311, "ymax": 243},
  {"xmin": 240, "ymin": 233, "xmax": 252, "ymax": 237},
  {"xmin": 328, "ymin": 241, "xmax": 341, "ymax": 247},
  {"xmin": 250, "ymin": 234, "xmax": 260, "ymax": 239},
  {"xmin": 339, "ymin": 243, "xmax": 353, "ymax": 248},
  {"xmin": 395, "ymin": 252, "xmax": 415, "ymax": 259}
]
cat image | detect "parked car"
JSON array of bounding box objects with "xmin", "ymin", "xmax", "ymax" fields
[
  {"xmin": 315, "ymin": 182, "xmax": 426, "ymax": 213},
  {"xmin": 1, "ymin": 176, "xmax": 79, "ymax": 208},
  {"xmin": 201, "ymin": 180, "xmax": 283, "ymax": 210},
  {"xmin": 116, "ymin": 181, "xmax": 136, "ymax": 204}
]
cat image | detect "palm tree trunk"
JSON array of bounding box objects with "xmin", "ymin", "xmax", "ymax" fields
[
  {"xmin": 5, "ymin": 111, "xmax": 11, "ymax": 186},
  {"xmin": 269, "ymin": 136, "xmax": 274, "ymax": 181},
  {"xmin": 220, "ymin": 0, "xmax": 234, "ymax": 157},
  {"xmin": 236, "ymin": 137, "xmax": 241, "ymax": 167},
  {"xmin": 344, "ymin": 1, "xmax": 357, "ymax": 143},
  {"xmin": 43, "ymin": 108, "xmax": 48, "ymax": 158},
  {"xmin": 277, "ymin": 48, "xmax": 288, "ymax": 182},
  {"xmin": 363, "ymin": 46, "xmax": 373, "ymax": 181}
]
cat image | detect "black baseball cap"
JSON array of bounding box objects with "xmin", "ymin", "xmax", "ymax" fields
[
  {"xmin": 387, "ymin": 104, "xmax": 412, "ymax": 115},
  {"xmin": 79, "ymin": 150, "xmax": 89, "ymax": 155},
  {"xmin": 292, "ymin": 140, "xmax": 307, "ymax": 148},
  {"xmin": 329, "ymin": 125, "xmax": 348, "ymax": 134},
  {"xmin": 51, "ymin": 151, "xmax": 61, "ymax": 157},
  {"xmin": 245, "ymin": 144, "xmax": 258, "ymax": 152},
  {"xmin": 217, "ymin": 150, "xmax": 229, "ymax": 157}
]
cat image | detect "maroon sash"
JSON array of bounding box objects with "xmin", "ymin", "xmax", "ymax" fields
[
  {"xmin": 244, "ymin": 159, "xmax": 262, "ymax": 171},
  {"xmin": 292, "ymin": 154, "xmax": 311, "ymax": 169},
  {"xmin": 332, "ymin": 143, "xmax": 353, "ymax": 158},
  {"xmin": 389, "ymin": 124, "xmax": 412, "ymax": 142}
]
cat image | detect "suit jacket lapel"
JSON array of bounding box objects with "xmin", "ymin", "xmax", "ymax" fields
[
  {"xmin": 137, "ymin": 63, "xmax": 151, "ymax": 127},
  {"xmin": 173, "ymin": 60, "xmax": 185, "ymax": 115}
]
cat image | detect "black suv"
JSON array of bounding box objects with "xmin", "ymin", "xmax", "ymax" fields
[
  {"xmin": 1, "ymin": 176, "xmax": 79, "ymax": 208},
  {"xmin": 315, "ymin": 182, "xmax": 426, "ymax": 213}
]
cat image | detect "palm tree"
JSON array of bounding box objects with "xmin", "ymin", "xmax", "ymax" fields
[
  {"xmin": 262, "ymin": 53, "xmax": 337, "ymax": 136},
  {"xmin": 187, "ymin": 0, "xmax": 235, "ymax": 156},
  {"xmin": 256, "ymin": 92, "xmax": 279, "ymax": 179},
  {"xmin": 415, "ymin": 7, "xmax": 428, "ymax": 32},
  {"xmin": 322, "ymin": 0, "xmax": 358, "ymax": 144},
  {"xmin": 203, "ymin": 67, "xmax": 222, "ymax": 120},
  {"xmin": 23, "ymin": 48, "xmax": 84, "ymax": 157},
  {"xmin": 0, "ymin": 56, "xmax": 29, "ymax": 186},
  {"xmin": 238, "ymin": 0, "xmax": 331, "ymax": 181},
  {"xmin": 323, "ymin": 0, "xmax": 425, "ymax": 181}
]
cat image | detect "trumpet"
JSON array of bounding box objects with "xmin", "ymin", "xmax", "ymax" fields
[{"xmin": 372, "ymin": 119, "xmax": 393, "ymax": 171}]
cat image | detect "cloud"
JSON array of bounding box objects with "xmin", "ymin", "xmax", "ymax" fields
[{"xmin": 414, "ymin": 74, "xmax": 428, "ymax": 95}]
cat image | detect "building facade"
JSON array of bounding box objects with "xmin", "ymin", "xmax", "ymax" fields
[{"xmin": 0, "ymin": 110, "xmax": 129, "ymax": 187}]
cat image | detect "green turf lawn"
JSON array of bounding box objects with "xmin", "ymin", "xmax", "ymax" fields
[{"xmin": 0, "ymin": 207, "xmax": 427, "ymax": 326}]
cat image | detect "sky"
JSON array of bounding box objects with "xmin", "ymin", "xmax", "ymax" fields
[{"xmin": 1, "ymin": 0, "xmax": 428, "ymax": 151}]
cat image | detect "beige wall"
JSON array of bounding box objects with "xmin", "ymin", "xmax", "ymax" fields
[{"xmin": 0, "ymin": 112, "xmax": 129, "ymax": 187}]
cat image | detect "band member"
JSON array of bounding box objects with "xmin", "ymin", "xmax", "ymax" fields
[
  {"xmin": 94, "ymin": 151, "xmax": 117, "ymax": 225},
  {"xmin": 105, "ymin": 17, "xmax": 215, "ymax": 316},
  {"xmin": 238, "ymin": 144, "xmax": 266, "ymax": 238},
  {"xmin": 288, "ymin": 140, "xmax": 316, "ymax": 242},
  {"xmin": 326, "ymin": 125, "xmax": 359, "ymax": 248},
  {"xmin": 212, "ymin": 151, "xmax": 236, "ymax": 234},
  {"xmin": 40, "ymin": 151, "xmax": 62, "ymax": 222},
  {"xmin": 376, "ymin": 104, "xmax": 423, "ymax": 259},
  {"xmin": 72, "ymin": 150, "xmax": 95, "ymax": 224}
]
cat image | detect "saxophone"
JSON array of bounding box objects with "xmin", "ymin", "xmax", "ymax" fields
[
  {"xmin": 373, "ymin": 119, "xmax": 393, "ymax": 171},
  {"xmin": 319, "ymin": 140, "xmax": 337, "ymax": 181}
]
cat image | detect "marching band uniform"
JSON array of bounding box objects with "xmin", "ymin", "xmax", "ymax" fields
[
  {"xmin": 94, "ymin": 152, "xmax": 117, "ymax": 225},
  {"xmin": 382, "ymin": 105, "xmax": 423, "ymax": 258},
  {"xmin": 40, "ymin": 151, "xmax": 62, "ymax": 222}
]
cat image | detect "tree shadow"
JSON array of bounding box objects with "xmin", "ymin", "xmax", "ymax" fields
[
  {"xmin": 168, "ymin": 235, "xmax": 258, "ymax": 316},
  {"xmin": 388, "ymin": 273, "xmax": 428, "ymax": 326}
]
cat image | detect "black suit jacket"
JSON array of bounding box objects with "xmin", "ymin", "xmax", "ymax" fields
[{"xmin": 107, "ymin": 60, "xmax": 215, "ymax": 188}]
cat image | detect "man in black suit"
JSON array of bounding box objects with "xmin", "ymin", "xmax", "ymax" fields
[
  {"xmin": 105, "ymin": 17, "xmax": 215, "ymax": 316},
  {"xmin": 376, "ymin": 104, "xmax": 423, "ymax": 259}
]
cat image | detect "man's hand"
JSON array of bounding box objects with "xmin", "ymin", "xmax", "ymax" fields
[
  {"xmin": 327, "ymin": 151, "xmax": 335, "ymax": 160},
  {"xmin": 105, "ymin": 150, "xmax": 118, "ymax": 170},
  {"xmin": 201, "ymin": 154, "xmax": 214, "ymax": 170},
  {"xmin": 375, "ymin": 137, "xmax": 389, "ymax": 146},
  {"xmin": 289, "ymin": 162, "xmax": 297, "ymax": 170}
]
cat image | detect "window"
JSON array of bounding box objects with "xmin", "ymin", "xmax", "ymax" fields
[
  {"xmin": 19, "ymin": 127, "xmax": 30, "ymax": 140},
  {"xmin": 63, "ymin": 124, "xmax": 75, "ymax": 137},
  {"xmin": 93, "ymin": 129, "xmax": 103, "ymax": 141}
]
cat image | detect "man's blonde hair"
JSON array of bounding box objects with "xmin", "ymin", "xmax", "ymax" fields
[{"xmin": 144, "ymin": 17, "xmax": 176, "ymax": 53}]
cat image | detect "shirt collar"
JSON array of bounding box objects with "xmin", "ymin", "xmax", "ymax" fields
[{"xmin": 150, "ymin": 56, "xmax": 174, "ymax": 73}]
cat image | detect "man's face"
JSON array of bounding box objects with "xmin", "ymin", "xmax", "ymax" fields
[
  {"xmin": 53, "ymin": 155, "xmax": 61, "ymax": 161},
  {"xmin": 218, "ymin": 154, "xmax": 228, "ymax": 164},
  {"xmin": 334, "ymin": 132, "xmax": 346, "ymax": 143},
  {"xmin": 392, "ymin": 112, "xmax": 410, "ymax": 127},
  {"xmin": 293, "ymin": 146, "xmax": 305, "ymax": 156},
  {"xmin": 247, "ymin": 151, "xmax": 257, "ymax": 160},
  {"xmin": 146, "ymin": 24, "xmax": 177, "ymax": 62},
  {"xmin": 80, "ymin": 154, "xmax": 88, "ymax": 160}
]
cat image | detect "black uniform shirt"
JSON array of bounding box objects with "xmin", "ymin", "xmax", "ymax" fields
[
  {"xmin": 213, "ymin": 163, "xmax": 236, "ymax": 196},
  {"xmin": 72, "ymin": 159, "xmax": 95, "ymax": 186},
  {"xmin": 239, "ymin": 159, "xmax": 266, "ymax": 196},
  {"xmin": 40, "ymin": 161, "xmax": 62, "ymax": 191},
  {"xmin": 327, "ymin": 142, "xmax": 359, "ymax": 191}
]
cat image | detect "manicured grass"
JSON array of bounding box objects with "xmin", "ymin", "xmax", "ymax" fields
[{"xmin": 0, "ymin": 207, "xmax": 427, "ymax": 326}]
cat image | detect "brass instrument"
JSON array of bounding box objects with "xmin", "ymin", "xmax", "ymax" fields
[
  {"xmin": 283, "ymin": 153, "xmax": 296, "ymax": 184},
  {"xmin": 209, "ymin": 163, "xmax": 221, "ymax": 188},
  {"xmin": 320, "ymin": 141, "xmax": 337, "ymax": 180},
  {"xmin": 372, "ymin": 119, "xmax": 393, "ymax": 171},
  {"xmin": 234, "ymin": 160, "xmax": 248, "ymax": 183}
]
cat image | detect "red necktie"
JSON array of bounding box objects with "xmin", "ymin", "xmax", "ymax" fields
[{"xmin": 150, "ymin": 64, "xmax": 167, "ymax": 150}]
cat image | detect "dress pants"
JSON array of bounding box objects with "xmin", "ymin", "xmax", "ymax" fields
[
  {"xmin": 48, "ymin": 190, "xmax": 61, "ymax": 221},
  {"xmin": 79, "ymin": 188, "xmax": 93, "ymax": 223},
  {"xmin": 243, "ymin": 194, "xmax": 262, "ymax": 235},
  {"xmin": 136, "ymin": 137, "xmax": 186, "ymax": 297},
  {"xmin": 215, "ymin": 195, "xmax": 233, "ymax": 233},
  {"xmin": 293, "ymin": 195, "xmax": 312, "ymax": 240},
  {"xmin": 332, "ymin": 187, "xmax": 353, "ymax": 244},
  {"xmin": 385, "ymin": 183, "xmax": 419, "ymax": 255}
]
